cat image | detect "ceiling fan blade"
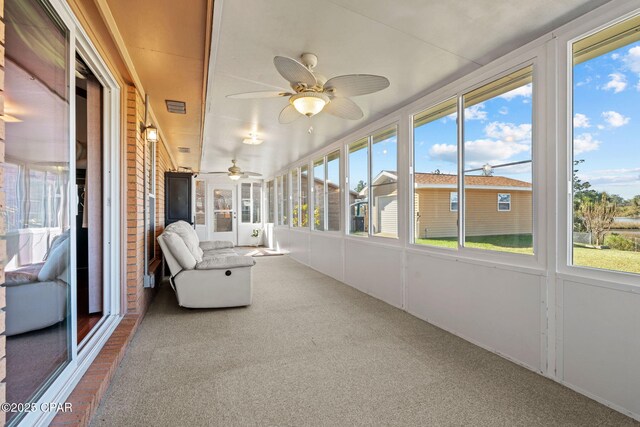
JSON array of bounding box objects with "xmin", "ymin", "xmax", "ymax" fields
[
  {"xmin": 226, "ymin": 90, "xmax": 292, "ymax": 99},
  {"xmin": 198, "ymin": 172, "xmax": 228, "ymax": 175},
  {"xmin": 324, "ymin": 74, "xmax": 390, "ymax": 97},
  {"xmin": 323, "ymin": 97, "xmax": 364, "ymax": 120},
  {"xmin": 279, "ymin": 104, "xmax": 301, "ymax": 124},
  {"xmin": 274, "ymin": 56, "xmax": 317, "ymax": 88},
  {"xmin": 244, "ymin": 171, "xmax": 262, "ymax": 177}
]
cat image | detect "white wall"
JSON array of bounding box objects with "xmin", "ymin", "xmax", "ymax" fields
[{"xmin": 269, "ymin": 0, "xmax": 640, "ymax": 421}]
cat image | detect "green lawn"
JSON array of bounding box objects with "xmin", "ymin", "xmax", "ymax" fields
[
  {"xmin": 416, "ymin": 234, "xmax": 533, "ymax": 254},
  {"xmin": 573, "ymin": 246, "xmax": 640, "ymax": 274},
  {"xmin": 416, "ymin": 234, "xmax": 640, "ymax": 274}
]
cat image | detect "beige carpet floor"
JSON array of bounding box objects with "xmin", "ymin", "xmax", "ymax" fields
[{"xmin": 92, "ymin": 256, "xmax": 638, "ymax": 426}]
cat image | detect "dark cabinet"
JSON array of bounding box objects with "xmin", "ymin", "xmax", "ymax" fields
[{"xmin": 165, "ymin": 172, "xmax": 193, "ymax": 226}]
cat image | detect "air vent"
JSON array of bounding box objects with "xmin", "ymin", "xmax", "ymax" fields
[
  {"xmin": 166, "ymin": 100, "xmax": 186, "ymax": 114},
  {"xmin": 177, "ymin": 146, "xmax": 191, "ymax": 153}
]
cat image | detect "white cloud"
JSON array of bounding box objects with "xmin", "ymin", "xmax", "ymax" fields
[
  {"xmin": 464, "ymin": 104, "xmax": 487, "ymax": 121},
  {"xmin": 484, "ymin": 122, "xmax": 532, "ymax": 143},
  {"xmin": 602, "ymin": 110, "xmax": 630, "ymax": 128},
  {"xmin": 498, "ymin": 107, "xmax": 509, "ymax": 115},
  {"xmin": 611, "ymin": 53, "xmax": 620, "ymax": 60},
  {"xmin": 428, "ymin": 144, "xmax": 457, "ymax": 163},
  {"xmin": 573, "ymin": 113, "xmax": 590, "ymax": 128},
  {"xmin": 499, "ymin": 83, "xmax": 532, "ymax": 100},
  {"xmin": 602, "ymin": 73, "xmax": 627, "ymax": 93},
  {"xmin": 576, "ymin": 76, "xmax": 592, "ymax": 87},
  {"xmin": 622, "ymin": 45, "xmax": 640, "ymax": 73},
  {"xmin": 636, "ymin": 80, "xmax": 640, "ymax": 92},
  {"xmin": 573, "ymin": 133, "xmax": 601, "ymax": 154},
  {"xmin": 463, "ymin": 139, "xmax": 530, "ymax": 166}
]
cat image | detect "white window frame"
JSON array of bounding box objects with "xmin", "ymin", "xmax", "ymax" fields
[
  {"xmin": 240, "ymin": 182, "xmax": 261, "ymax": 224},
  {"xmin": 498, "ymin": 193, "xmax": 511, "ymax": 212},
  {"xmin": 558, "ymin": 6, "xmax": 640, "ymax": 284}
]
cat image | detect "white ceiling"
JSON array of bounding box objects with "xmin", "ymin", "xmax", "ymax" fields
[{"xmin": 202, "ymin": 0, "xmax": 610, "ymax": 177}]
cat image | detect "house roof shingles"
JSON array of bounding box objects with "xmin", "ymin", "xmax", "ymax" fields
[{"xmin": 414, "ymin": 173, "xmax": 531, "ymax": 188}]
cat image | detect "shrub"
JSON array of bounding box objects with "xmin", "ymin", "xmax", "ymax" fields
[{"xmin": 604, "ymin": 233, "xmax": 636, "ymax": 251}]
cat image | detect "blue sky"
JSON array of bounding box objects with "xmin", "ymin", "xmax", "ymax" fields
[{"xmin": 573, "ymin": 40, "xmax": 640, "ymax": 200}]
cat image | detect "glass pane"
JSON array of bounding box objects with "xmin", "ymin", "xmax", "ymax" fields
[
  {"xmin": 371, "ymin": 126, "xmax": 398, "ymax": 238},
  {"xmin": 252, "ymin": 183, "xmax": 261, "ymax": 223},
  {"xmin": 572, "ymin": 15, "xmax": 640, "ymax": 274},
  {"xmin": 349, "ymin": 138, "xmax": 368, "ymax": 235},
  {"xmin": 267, "ymin": 180, "xmax": 275, "ymax": 223},
  {"xmin": 213, "ymin": 189, "xmax": 232, "ymax": 210},
  {"xmin": 241, "ymin": 183, "xmax": 251, "ymax": 223},
  {"xmin": 313, "ymin": 158, "xmax": 325, "ymax": 231},
  {"xmin": 195, "ymin": 180, "xmax": 206, "ymax": 225},
  {"xmin": 462, "ymin": 66, "xmax": 534, "ymax": 254},
  {"xmin": 213, "ymin": 212, "xmax": 233, "ymax": 232},
  {"xmin": 277, "ymin": 176, "xmax": 284, "ymax": 225},
  {"xmin": 413, "ymin": 98, "xmax": 458, "ymax": 248},
  {"xmin": 327, "ymin": 150, "xmax": 341, "ymax": 232},
  {"xmin": 213, "ymin": 188, "xmax": 233, "ymax": 233},
  {"xmin": 282, "ymin": 173, "xmax": 289, "ymax": 226},
  {"xmin": 291, "ymin": 169, "xmax": 300, "ymax": 227},
  {"xmin": 4, "ymin": 0, "xmax": 71, "ymax": 422},
  {"xmin": 300, "ymin": 165, "xmax": 309, "ymax": 227}
]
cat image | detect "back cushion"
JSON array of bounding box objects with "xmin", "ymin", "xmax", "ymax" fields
[
  {"xmin": 165, "ymin": 221, "xmax": 203, "ymax": 262},
  {"xmin": 163, "ymin": 231, "xmax": 197, "ymax": 270},
  {"xmin": 38, "ymin": 237, "xmax": 69, "ymax": 281}
]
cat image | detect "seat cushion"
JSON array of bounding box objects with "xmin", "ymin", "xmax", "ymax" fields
[
  {"xmin": 163, "ymin": 231, "xmax": 197, "ymax": 270},
  {"xmin": 196, "ymin": 255, "xmax": 255, "ymax": 270},
  {"xmin": 165, "ymin": 221, "xmax": 204, "ymax": 262}
]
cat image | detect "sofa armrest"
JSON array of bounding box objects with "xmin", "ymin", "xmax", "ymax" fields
[
  {"xmin": 199, "ymin": 240, "xmax": 234, "ymax": 250},
  {"xmin": 195, "ymin": 255, "xmax": 255, "ymax": 270}
]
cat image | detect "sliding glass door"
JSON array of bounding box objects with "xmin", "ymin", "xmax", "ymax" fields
[{"xmin": 3, "ymin": 0, "xmax": 71, "ymax": 424}]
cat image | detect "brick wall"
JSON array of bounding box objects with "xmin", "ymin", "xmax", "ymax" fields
[
  {"xmin": 0, "ymin": 1, "xmax": 7, "ymax": 424},
  {"xmin": 126, "ymin": 85, "xmax": 173, "ymax": 315}
]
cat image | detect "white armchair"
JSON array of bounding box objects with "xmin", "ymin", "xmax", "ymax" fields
[{"xmin": 157, "ymin": 221, "xmax": 255, "ymax": 308}]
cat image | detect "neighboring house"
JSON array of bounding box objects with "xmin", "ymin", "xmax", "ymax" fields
[
  {"xmin": 414, "ymin": 173, "xmax": 532, "ymax": 238},
  {"xmin": 360, "ymin": 171, "xmax": 532, "ymax": 238}
]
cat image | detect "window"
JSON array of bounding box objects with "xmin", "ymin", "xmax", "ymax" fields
[
  {"xmin": 413, "ymin": 98, "xmax": 458, "ymax": 247},
  {"xmin": 291, "ymin": 168, "xmax": 300, "ymax": 227},
  {"xmin": 300, "ymin": 165, "xmax": 309, "ymax": 227},
  {"xmin": 371, "ymin": 127, "xmax": 398, "ymax": 238},
  {"xmin": 241, "ymin": 182, "xmax": 262, "ymax": 224},
  {"xmin": 252, "ymin": 182, "xmax": 262, "ymax": 223},
  {"xmin": 195, "ymin": 180, "xmax": 206, "ymax": 225},
  {"xmin": 146, "ymin": 139, "xmax": 156, "ymax": 264},
  {"xmin": 498, "ymin": 193, "xmax": 511, "ymax": 211},
  {"xmin": 571, "ymin": 15, "xmax": 640, "ymax": 275},
  {"xmin": 348, "ymin": 138, "xmax": 368, "ymax": 235},
  {"xmin": 312, "ymin": 149, "xmax": 342, "ymax": 232},
  {"xmin": 267, "ymin": 180, "xmax": 275, "ymax": 223},
  {"xmin": 313, "ymin": 158, "xmax": 325, "ymax": 231},
  {"xmin": 327, "ymin": 150, "xmax": 341, "ymax": 231},
  {"xmin": 281, "ymin": 173, "xmax": 289, "ymax": 225},
  {"xmin": 277, "ymin": 175, "xmax": 284, "ymax": 225},
  {"xmin": 463, "ymin": 66, "xmax": 533, "ymax": 254},
  {"xmin": 348, "ymin": 127, "xmax": 398, "ymax": 238},
  {"xmin": 450, "ymin": 192, "xmax": 458, "ymax": 212}
]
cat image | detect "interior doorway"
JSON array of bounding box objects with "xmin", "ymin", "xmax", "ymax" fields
[
  {"xmin": 210, "ymin": 184, "xmax": 237, "ymax": 245},
  {"xmin": 74, "ymin": 55, "xmax": 105, "ymax": 345}
]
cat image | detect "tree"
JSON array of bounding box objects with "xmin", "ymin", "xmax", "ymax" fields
[
  {"xmin": 354, "ymin": 180, "xmax": 366, "ymax": 193},
  {"xmin": 579, "ymin": 193, "xmax": 617, "ymax": 246}
]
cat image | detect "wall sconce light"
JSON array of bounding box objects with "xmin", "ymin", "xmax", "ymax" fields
[{"xmin": 145, "ymin": 125, "xmax": 158, "ymax": 143}]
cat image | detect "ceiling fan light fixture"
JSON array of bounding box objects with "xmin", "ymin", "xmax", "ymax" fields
[
  {"xmin": 229, "ymin": 174, "xmax": 241, "ymax": 181},
  {"xmin": 291, "ymin": 92, "xmax": 329, "ymax": 117},
  {"xmin": 242, "ymin": 133, "xmax": 264, "ymax": 145}
]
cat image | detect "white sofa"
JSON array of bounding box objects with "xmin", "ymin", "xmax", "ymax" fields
[
  {"xmin": 157, "ymin": 221, "xmax": 255, "ymax": 308},
  {"xmin": 5, "ymin": 230, "xmax": 69, "ymax": 336}
]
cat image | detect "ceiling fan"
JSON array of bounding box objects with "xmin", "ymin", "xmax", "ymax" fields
[
  {"xmin": 227, "ymin": 53, "xmax": 390, "ymax": 124},
  {"xmin": 199, "ymin": 160, "xmax": 262, "ymax": 181}
]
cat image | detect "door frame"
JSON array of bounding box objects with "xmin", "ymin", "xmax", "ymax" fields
[{"xmin": 17, "ymin": 0, "xmax": 122, "ymax": 425}]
